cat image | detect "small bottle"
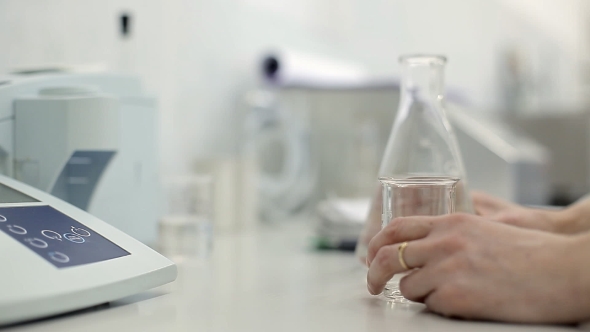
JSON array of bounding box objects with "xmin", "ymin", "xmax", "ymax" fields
[{"xmin": 356, "ymin": 55, "xmax": 473, "ymax": 263}]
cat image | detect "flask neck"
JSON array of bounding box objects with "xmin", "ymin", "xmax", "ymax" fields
[{"xmin": 399, "ymin": 55, "xmax": 446, "ymax": 102}]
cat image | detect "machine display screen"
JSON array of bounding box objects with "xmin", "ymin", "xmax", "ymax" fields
[
  {"xmin": 0, "ymin": 183, "xmax": 39, "ymax": 203},
  {"xmin": 0, "ymin": 205, "xmax": 130, "ymax": 268}
]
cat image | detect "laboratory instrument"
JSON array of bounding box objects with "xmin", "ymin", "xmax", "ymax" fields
[
  {"xmin": 0, "ymin": 174, "xmax": 176, "ymax": 326},
  {"xmin": 241, "ymin": 89, "xmax": 315, "ymax": 220},
  {"xmin": 356, "ymin": 55, "xmax": 473, "ymax": 262},
  {"xmin": 0, "ymin": 70, "xmax": 159, "ymax": 244},
  {"xmin": 380, "ymin": 177, "xmax": 458, "ymax": 301},
  {"xmin": 261, "ymin": 50, "xmax": 369, "ymax": 88}
]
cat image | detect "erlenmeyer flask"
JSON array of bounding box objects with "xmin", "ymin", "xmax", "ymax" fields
[{"xmin": 356, "ymin": 54, "xmax": 473, "ymax": 263}]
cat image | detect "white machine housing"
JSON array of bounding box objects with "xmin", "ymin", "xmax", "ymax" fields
[
  {"xmin": 0, "ymin": 71, "xmax": 159, "ymax": 244},
  {"xmin": 446, "ymin": 104, "xmax": 551, "ymax": 205},
  {"xmin": 0, "ymin": 175, "xmax": 176, "ymax": 325}
]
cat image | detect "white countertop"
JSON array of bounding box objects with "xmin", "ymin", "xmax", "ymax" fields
[{"xmin": 5, "ymin": 222, "xmax": 589, "ymax": 332}]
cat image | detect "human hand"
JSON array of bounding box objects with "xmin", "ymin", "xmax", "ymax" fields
[
  {"xmin": 366, "ymin": 213, "xmax": 590, "ymax": 323},
  {"xmin": 358, "ymin": 184, "xmax": 454, "ymax": 265},
  {"xmin": 472, "ymin": 191, "xmax": 568, "ymax": 234}
]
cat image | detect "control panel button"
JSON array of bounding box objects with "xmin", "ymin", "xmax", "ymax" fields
[
  {"xmin": 63, "ymin": 233, "xmax": 85, "ymax": 244},
  {"xmin": 7, "ymin": 225, "xmax": 27, "ymax": 235},
  {"xmin": 41, "ymin": 230, "xmax": 62, "ymax": 241},
  {"xmin": 48, "ymin": 251, "xmax": 70, "ymax": 263},
  {"xmin": 71, "ymin": 226, "xmax": 91, "ymax": 237},
  {"xmin": 24, "ymin": 237, "xmax": 48, "ymax": 249},
  {"xmin": 0, "ymin": 215, "xmax": 6, "ymax": 222}
]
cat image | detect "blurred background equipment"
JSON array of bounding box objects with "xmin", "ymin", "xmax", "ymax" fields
[
  {"xmin": 242, "ymin": 51, "xmax": 551, "ymax": 248},
  {"xmin": 509, "ymin": 111, "xmax": 590, "ymax": 205},
  {"xmin": 0, "ymin": 0, "xmax": 586, "ymax": 256},
  {"xmin": 241, "ymin": 50, "xmax": 394, "ymax": 221},
  {"xmin": 250, "ymin": 55, "xmax": 550, "ymax": 203},
  {"xmin": 448, "ymin": 105, "xmax": 551, "ymax": 206},
  {"xmin": 0, "ymin": 70, "xmax": 159, "ymax": 244},
  {"xmin": 159, "ymin": 174, "xmax": 213, "ymax": 261},
  {"xmin": 260, "ymin": 50, "xmax": 370, "ymax": 88}
]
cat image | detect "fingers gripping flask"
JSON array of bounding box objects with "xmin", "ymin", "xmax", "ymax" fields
[{"xmin": 356, "ymin": 55, "xmax": 473, "ymax": 263}]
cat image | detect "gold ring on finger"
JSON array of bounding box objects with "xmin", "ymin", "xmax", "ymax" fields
[{"xmin": 398, "ymin": 241, "xmax": 411, "ymax": 270}]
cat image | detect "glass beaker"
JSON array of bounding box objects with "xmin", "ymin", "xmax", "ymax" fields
[
  {"xmin": 356, "ymin": 54, "xmax": 473, "ymax": 264},
  {"xmin": 380, "ymin": 176, "xmax": 458, "ymax": 302},
  {"xmin": 158, "ymin": 174, "xmax": 213, "ymax": 262}
]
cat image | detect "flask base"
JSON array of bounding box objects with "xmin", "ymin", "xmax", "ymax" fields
[{"xmin": 383, "ymin": 280, "xmax": 411, "ymax": 303}]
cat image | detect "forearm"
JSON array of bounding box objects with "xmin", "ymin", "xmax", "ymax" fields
[
  {"xmin": 542, "ymin": 232, "xmax": 590, "ymax": 323},
  {"xmin": 567, "ymin": 232, "xmax": 590, "ymax": 322}
]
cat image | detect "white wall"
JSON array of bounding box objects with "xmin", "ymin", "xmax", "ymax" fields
[
  {"xmin": 497, "ymin": 0, "xmax": 587, "ymax": 111},
  {"xmin": 1, "ymin": 0, "xmax": 586, "ymax": 174}
]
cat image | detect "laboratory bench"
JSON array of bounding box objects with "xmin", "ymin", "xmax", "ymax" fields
[{"xmin": 5, "ymin": 222, "xmax": 589, "ymax": 332}]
